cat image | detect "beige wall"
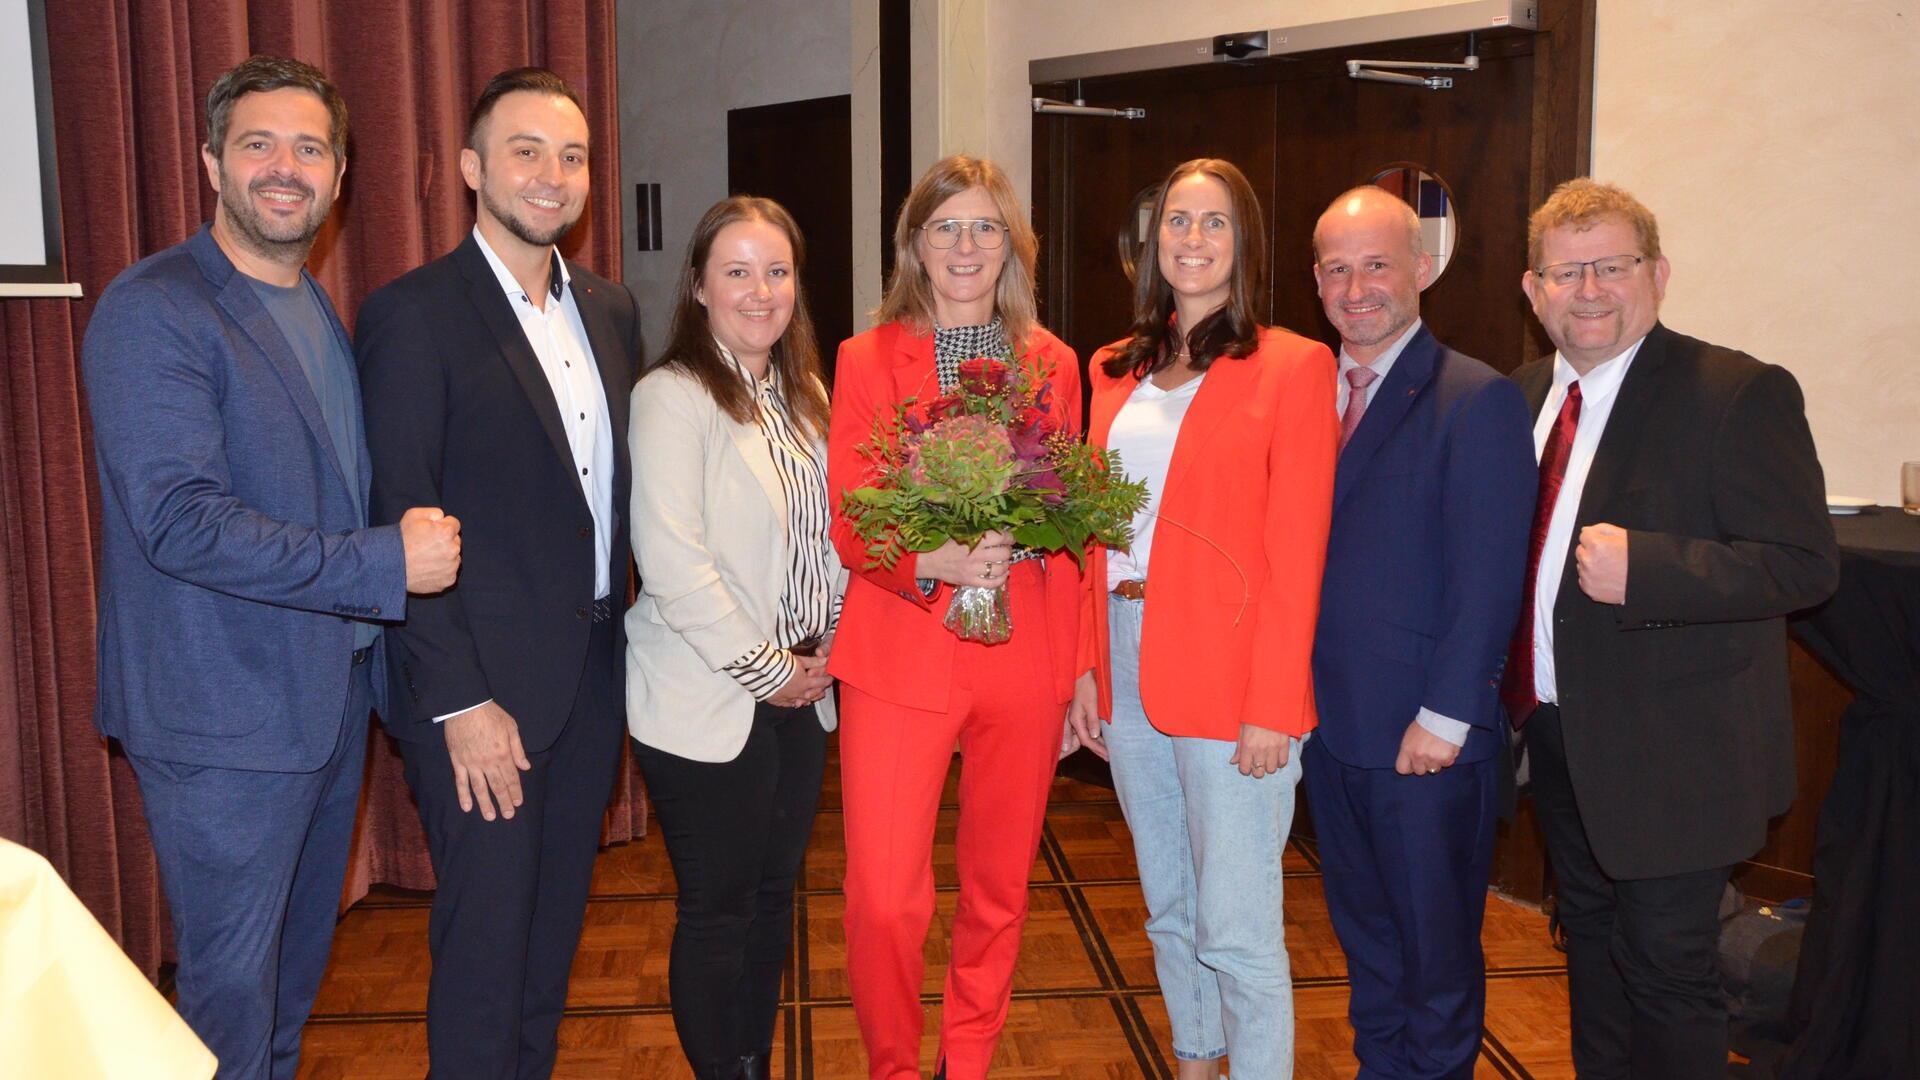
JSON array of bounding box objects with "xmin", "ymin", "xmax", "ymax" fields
[
  {"xmin": 1591, "ymin": 2, "xmax": 1920, "ymax": 504},
  {"xmin": 615, "ymin": 0, "xmax": 852, "ymax": 346}
]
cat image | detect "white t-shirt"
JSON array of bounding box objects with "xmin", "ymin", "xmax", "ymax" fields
[{"xmin": 1106, "ymin": 370, "xmax": 1207, "ymax": 589}]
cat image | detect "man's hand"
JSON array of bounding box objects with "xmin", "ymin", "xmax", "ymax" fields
[
  {"xmin": 915, "ymin": 530, "xmax": 1015, "ymax": 589},
  {"xmin": 444, "ymin": 701, "xmax": 530, "ymax": 821},
  {"xmin": 1395, "ymin": 719, "xmax": 1462, "ymax": 776},
  {"xmin": 1065, "ymin": 670, "xmax": 1107, "ymax": 761},
  {"xmin": 1576, "ymin": 523, "xmax": 1629, "ymax": 605},
  {"xmin": 401, "ymin": 507, "xmax": 462, "ymax": 594},
  {"xmin": 766, "ymin": 654, "xmax": 833, "ymax": 708},
  {"xmin": 1229, "ymin": 723, "xmax": 1291, "ymax": 779}
]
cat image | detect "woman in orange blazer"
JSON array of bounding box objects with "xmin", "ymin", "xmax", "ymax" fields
[
  {"xmin": 827, "ymin": 155, "xmax": 1083, "ymax": 1080},
  {"xmin": 1066, "ymin": 158, "xmax": 1337, "ymax": 1079}
]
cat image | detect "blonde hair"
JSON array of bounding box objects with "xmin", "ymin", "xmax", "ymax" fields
[
  {"xmin": 873, "ymin": 155, "xmax": 1039, "ymax": 346},
  {"xmin": 1528, "ymin": 178, "xmax": 1662, "ymax": 269}
]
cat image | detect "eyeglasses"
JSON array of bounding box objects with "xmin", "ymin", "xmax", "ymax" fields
[
  {"xmin": 1534, "ymin": 254, "xmax": 1645, "ymax": 287},
  {"xmin": 919, "ymin": 218, "xmax": 1007, "ymax": 249}
]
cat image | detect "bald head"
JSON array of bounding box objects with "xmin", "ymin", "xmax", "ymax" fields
[
  {"xmin": 1311, "ymin": 186, "xmax": 1433, "ymax": 362},
  {"xmin": 1313, "ymin": 185, "xmax": 1422, "ymax": 260}
]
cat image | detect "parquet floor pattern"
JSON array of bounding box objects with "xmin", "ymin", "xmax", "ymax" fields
[{"xmin": 296, "ymin": 742, "xmax": 1574, "ymax": 1078}]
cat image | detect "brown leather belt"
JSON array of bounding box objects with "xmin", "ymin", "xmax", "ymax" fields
[{"xmin": 1111, "ymin": 579, "xmax": 1147, "ymax": 601}]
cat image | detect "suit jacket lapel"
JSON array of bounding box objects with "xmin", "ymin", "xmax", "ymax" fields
[
  {"xmin": 1333, "ymin": 327, "xmax": 1438, "ymax": 512},
  {"xmin": 1554, "ymin": 324, "xmax": 1672, "ymax": 610},
  {"xmin": 455, "ymin": 237, "xmax": 579, "ymax": 482},
  {"xmin": 889, "ymin": 324, "xmax": 940, "ymax": 402},
  {"xmin": 571, "ymin": 270, "xmax": 633, "ymax": 498},
  {"xmin": 310, "ymin": 271, "xmax": 371, "ymax": 522},
  {"xmin": 212, "ymin": 267, "xmax": 353, "ymax": 498}
]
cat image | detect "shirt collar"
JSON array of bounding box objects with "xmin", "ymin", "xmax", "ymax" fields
[
  {"xmin": 1337, "ymin": 318, "xmax": 1423, "ymax": 381},
  {"xmin": 472, "ymin": 225, "xmax": 569, "ymax": 304},
  {"xmin": 717, "ymin": 339, "xmax": 776, "ymax": 393},
  {"xmin": 1551, "ymin": 332, "xmax": 1647, "ymax": 402}
]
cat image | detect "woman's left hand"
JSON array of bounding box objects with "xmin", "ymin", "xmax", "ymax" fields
[{"xmin": 1229, "ymin": 723, "xmax": 1290, "ymax": 779}]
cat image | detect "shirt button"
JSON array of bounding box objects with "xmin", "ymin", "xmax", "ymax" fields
[{"xmin": 582, "ymin": 467, "xmax": 588, "ymax": 475}]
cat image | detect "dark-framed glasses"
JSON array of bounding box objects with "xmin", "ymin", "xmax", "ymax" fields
[
  {"xmin": 920, "ymin": 218, "xmax": 1007, "ymax": 249},
  {"xmin": 1534, "ymin": 254, "xmax": 1644, "ymax": 287}
]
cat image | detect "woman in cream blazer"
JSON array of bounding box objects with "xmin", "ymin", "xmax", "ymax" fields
[{"xmin": 626, "ymin": 196, "xmax": 845, "ymax": 1080}]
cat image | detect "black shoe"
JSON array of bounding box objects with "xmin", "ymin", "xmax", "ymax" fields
[{"xmin": 738, "ymin": 1053, "xmax": 771, "ymax": 1080}]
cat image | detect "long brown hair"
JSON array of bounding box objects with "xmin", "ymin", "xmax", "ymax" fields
[
  {"xmin": 873, "ymin": 155, "xmax": 1039, "ymax": 347},
  {"xmin": 1106, "ymin": 158, "xmax": 1267, "ymax": 379},
  {"xmin": 654, "ymin": 196, "xmax": 831, "ymax": 437}
]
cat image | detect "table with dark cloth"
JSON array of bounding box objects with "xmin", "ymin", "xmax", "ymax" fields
[{"xmin": 1779, "ymin": 507, "xmax": 1920, "ymax": 1079}]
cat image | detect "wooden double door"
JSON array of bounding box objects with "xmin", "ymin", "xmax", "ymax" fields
[{"xmin": 1033, "ymin": 4, "xmax": 1597, "ymax": 901}]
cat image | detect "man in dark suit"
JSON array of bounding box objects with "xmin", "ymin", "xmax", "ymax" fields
[
  {"xmin": 1305, "ymin": 187, "xmax": 1537, "ymax": 1079},
  {"xmin": 1509, "ymin": 179, "xmax": 1839, "ymax": 1079},
  {"xmin": 356, "ymin": 67, "xmax": 641, "ymax": 1079},
  {"xmin": 82, "ymin": 57, "xmax": 461, "ymax": 1079}
]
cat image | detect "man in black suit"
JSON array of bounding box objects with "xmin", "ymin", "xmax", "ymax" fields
[
  {"xmin": 1507, "ymin": 178, "xmax": 1838, "ymax": 1080},
  {"xmin": 356, "ymin": 68, "xmax": 641, "ymax": 1079}
]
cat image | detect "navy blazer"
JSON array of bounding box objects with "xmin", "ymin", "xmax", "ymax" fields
[
  {"xmin": 83, "ymin": 224, "xmax": 407, "ymax": 771},
  {"xmin": 357, "ymin": 234, "xmax": 641, "ymax": 752},
  {"xmin": 1310, "ymin": 326, "xmax": 1536, "ymax": 769}
]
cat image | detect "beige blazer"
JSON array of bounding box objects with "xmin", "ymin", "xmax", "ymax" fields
[{"xmin": 624, "ymin": 365, "xmax": 843, "ymax": 762}]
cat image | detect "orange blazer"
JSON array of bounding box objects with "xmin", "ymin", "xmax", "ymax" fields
[
  {"xmin": 1079, "ymin": 327, "xmax": 1338, "ymax": 740},
  {"xmin": 827, "ymin": 321, "xmax": 1085, "ymax": 713}
]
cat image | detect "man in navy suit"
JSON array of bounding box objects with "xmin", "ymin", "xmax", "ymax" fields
[
  {"xmin": 82, "ymin": 57, "xmax": 461, "ymax": 1079},
  {"xmin": 358, "ymin": 68, "xmax": 641, "ymax": 1079},
  {"xmin": 1303, "ymin": 187, "xmax": 1536, "ymax": 1079}
]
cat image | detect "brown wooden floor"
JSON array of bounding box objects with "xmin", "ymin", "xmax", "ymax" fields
[{"xmin": 295, "ymin": 740, "xmax": 1575, "ymax": 1078}]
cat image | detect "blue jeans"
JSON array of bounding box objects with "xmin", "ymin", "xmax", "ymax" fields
[{"xmin": 1104, "ymin": 596, "xmax": 1299, "ymax": 1075}]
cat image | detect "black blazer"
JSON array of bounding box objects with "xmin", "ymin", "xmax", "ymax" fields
[
  {"xmin": 1511, "ymin": 323, "xmax": 1838, "ymax": 880},
  {"xmin": 356, "ymin": 234, "xmax": 642, "ymax": 752}
]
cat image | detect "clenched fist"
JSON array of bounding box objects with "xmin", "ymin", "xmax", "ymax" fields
[
  {"xmin": 401, "ymin": 506, "xmax": 462, "ymax": 593},
  {"xmin": 1575, "ymin": 522, "xmax": 1628, "ymax": 605}
]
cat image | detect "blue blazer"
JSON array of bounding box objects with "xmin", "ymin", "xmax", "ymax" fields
[
  {"xmin": 1310, "ymin": 326, "xmax": 1536, "ymax": 769},
  {"xmin": 83, "ymin": 224, "xmax": 407, "ymax": 772}
]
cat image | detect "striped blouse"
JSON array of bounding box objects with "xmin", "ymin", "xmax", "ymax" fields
[{"xmin": 719, "ymin": 345, "xmax": 841, "ymax": 699}]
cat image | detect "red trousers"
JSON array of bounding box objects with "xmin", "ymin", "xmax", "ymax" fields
[{"xmin": 839, "ymin": 563, "xmax": 1065, "ymax": 1080}]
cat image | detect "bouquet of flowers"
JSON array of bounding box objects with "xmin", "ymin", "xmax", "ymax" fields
[{"xmin": 842, "ymin": 356, "xmax": 1149, "ymax": 643}]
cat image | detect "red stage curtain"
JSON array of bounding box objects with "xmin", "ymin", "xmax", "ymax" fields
[{"xmin": 0, "ymin": 0, "xmax": 640, "ymax": 979}]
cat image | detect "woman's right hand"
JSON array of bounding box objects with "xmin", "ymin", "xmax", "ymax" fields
[
  {"xmin": 766, "ymin": 654, "xmax": 833, "ymax": 708},
  {"xmin": 1066, "ymin": 670, "xmax": 1108, "ymax": 761},
  {"xmin": 915, "ymin": 530, "xmax": 1015, "ymax": 588}
]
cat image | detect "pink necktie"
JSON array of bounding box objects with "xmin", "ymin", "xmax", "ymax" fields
[{"xmin": 1339, "ymin": 365, "xmax": 1380, "ymax": 449}]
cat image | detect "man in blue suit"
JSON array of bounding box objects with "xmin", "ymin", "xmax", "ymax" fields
[
  {"xmin": 1303, "ymin": 187, "xmax": 1536, "ymax": 1079},
  {"xmin": 82, "ymin": 57, "xmax": 461, "ymax": 1079}
]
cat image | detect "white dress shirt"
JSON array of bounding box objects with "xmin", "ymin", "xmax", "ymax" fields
[
  {"xmin": 437, "ymin": 227, "xmax": 616, "ymax": 723},
  {"xmin": 1333, "ymin": 319, "xmax": 1471, "ymax": 749},
  {"xmin": 1530, "ymin": 335, "xmax": 1647, "ymax": 704},
  {"xmin": 1106, "ymin": 369, "xmax": 1207, "ymax": 588}
]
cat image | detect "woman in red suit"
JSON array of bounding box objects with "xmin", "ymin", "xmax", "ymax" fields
[
  {"xmin": 1066, "ymin": 158, "xmax": 1338, "ymax": 1078},
  {"xmin": 827, "ymin": 155, "xmax": 1083, "ymax": 1080}
]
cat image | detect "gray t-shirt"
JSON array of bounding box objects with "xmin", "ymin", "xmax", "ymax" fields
[{"xmin": 248, "ymin": 274, "xmax": 380, "ymax": 649}]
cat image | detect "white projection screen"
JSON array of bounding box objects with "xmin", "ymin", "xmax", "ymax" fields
[{"xmin": 0, "ymin": 0, "xmax": 74, "ymax": 297}]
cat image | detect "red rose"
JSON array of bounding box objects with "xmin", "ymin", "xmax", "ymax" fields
[{"xmin": 957, "ymin": 357, "xmax": 1010, "ymax": 395}]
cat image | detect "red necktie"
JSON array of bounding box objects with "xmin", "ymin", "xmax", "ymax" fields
[
  {"xmin": 1502, "ymin": 380, "xmax": 1582, "ymax": 728},
  {"xmin": 1339, "ymin": 366, "xmax": 1379, "ymax": 449}
]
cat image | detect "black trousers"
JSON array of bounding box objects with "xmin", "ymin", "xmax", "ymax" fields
[
  {"xmin": 1528, "ymin": 703, "xmax": 1733, "ymax": 1080},
  {"xmin": 635, "ymin": 702, "xmax": 828, "ymax": 1071},
  {"xmin": 400, "ymin": 617, "xmax": 623, "ymax": 1080}
]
